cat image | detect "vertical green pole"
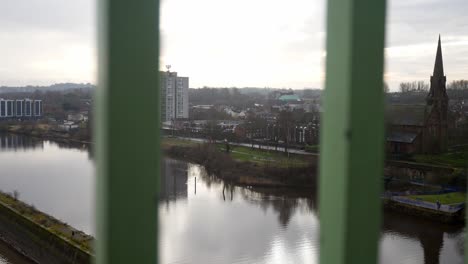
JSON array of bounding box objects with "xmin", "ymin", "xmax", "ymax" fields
[
  {"xmin": 319, "ymin": 0, "xmax": 386, "ymax": 263},
  {"xmin": 96, "ymin": 0, "xmax": 160, "ymax": 263}
]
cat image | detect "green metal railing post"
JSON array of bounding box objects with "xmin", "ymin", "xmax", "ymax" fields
[
  {"xmin": 96, "ymin": 0, "xmax": 160, "ymax": 263},
  {"xmin": 319, "ymin": 0, "xmax": 386, "ymax": 263}
]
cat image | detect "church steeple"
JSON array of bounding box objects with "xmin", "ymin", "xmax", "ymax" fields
[
  {"xmin": 426, "ymin": 35, "xmax": 448, "ymax": 153},
  {"xmin": 433, "ymin": 35, "xmax": 444, "ymax": 78},
  {"xmin": 427, "ymin": 35, "xmax": 448, "ymax": 105}
]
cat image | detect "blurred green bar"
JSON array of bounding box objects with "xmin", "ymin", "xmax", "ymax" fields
[
  {"xmin": 319, "ymin": 0, "xmax": 386, "ymax": 263},
  {"xmin": 96, "ymin": 0, "xmax": 160, "ymax": 263}
]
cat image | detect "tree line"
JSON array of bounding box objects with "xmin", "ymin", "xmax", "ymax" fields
[
  {"xmin": 189, "ymin": 87, "xmax": 265, "ymax": 109},
  {"xmin": 398, "ymin": 80, "xmax": 468, "ymax": 93}
]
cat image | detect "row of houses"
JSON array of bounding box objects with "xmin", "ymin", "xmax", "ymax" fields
[{"xmin": 0, "ymin": 99, "xmax": 43, "ymax": 118}]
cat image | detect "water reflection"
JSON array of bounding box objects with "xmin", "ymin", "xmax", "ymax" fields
[
  {"xmin": 382, "ymin": 211, "xmax": 464, "ymax": 264},
  {"xmin": 0, "ymin": 133, "xmax": 43, "ymax": 151},
  {"xmin": 159, "ymin": 159, "xmax": 188, "ymax": 202},
  {"xmin": 0, "ymin": 135, "xmax": 94, "ymax": 235},
  {"xmin": 0, "ymin": 133, "xmax": 93, "ymax": 160},
  {"xmin": 0, "ymin": 134, "xmax": 464, "ymax": 264},
  {"xmin": 159, "ymin": 160, "xmax": 319, "ymax": 264},
  {"xmin": 160, "ymin": 159, "xmax": 464, "ymax": 264}
]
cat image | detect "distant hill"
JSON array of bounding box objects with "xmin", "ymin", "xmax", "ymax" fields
[
  {"xmin": 237, "ymin": 87, "xmax": 322, "ymax": 98},
  {"xmin": 191, "ymin": 87, "xmax": 322, "ymax": 96},
  {"xmin": 236, "ymin": 87, "xmax": 276, "ymax": 96},
  {"xmin": 0, "ymin": 83, "xmax": 95, "ymax": 94}
]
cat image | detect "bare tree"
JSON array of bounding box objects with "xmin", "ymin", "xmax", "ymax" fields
[
  {"xmin": 278, "ymin": 111, "xmax": 293, "ymax": 155},
  {"xmin": 400, "ymin": 82, "xmax": 411, "ymax": 93},
  {"xmin": 415, "ymin": 81, "xmax": 429, "ymax": 91},
  {"xmin": 448, "ymin": 80, "xmax": 468, "ymax": 90},
  {"xmin": 399, "ymin": 81, "xmax": 429, "ymax": 93}
]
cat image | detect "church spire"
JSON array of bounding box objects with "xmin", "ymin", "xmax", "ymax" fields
[
  {"xmin": 426, "ymin": 35, "xmax": 448, "ymax": 153},
  {"xmin": 433, "ymin": 35, "xmax": 444, "ymax": 77},
  {"xmin": 427, "ymin": 35, "xmax": 448, "ymax": 105}
]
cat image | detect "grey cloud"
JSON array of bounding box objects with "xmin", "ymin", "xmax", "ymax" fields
[
  {"xmin": 0, "ymin": 0, "xmax": 94, "ymax": 35},
  {"xmin": 387, "ymin": 0, "xmax": 468, "ymax": 47},
  {"xmin": 0, "ymin": 0, "xmax": 467, "ymax": 88}
]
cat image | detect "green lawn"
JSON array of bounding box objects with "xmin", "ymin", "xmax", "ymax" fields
[
  {"xmin": 408, "ymin": 192, "xmax": 466, "ymax": 204},
  {"xmin": 412, "ymin": 147, "xmax": 468, "ymax": 168},
  {"xmin": 217, "ymin": 144, "xmax": 310, "ymax": 168},
  {"xmin": 161, "ymin": 137, "xmax": 311, "ymax": 168},
  {"xmin": 305, "ymin": 144, "xmax": 319, "ymax": 153}
]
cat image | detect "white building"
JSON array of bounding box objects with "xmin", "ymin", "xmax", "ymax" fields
[
  {"xmin": 58, "ymin": 121, "xmax": 79, "ymax": 131},
  {"xmin": 68, "ymin": 113, "xmax": 86, "ymax": 122},
  {"xmin": 160, "ymin": 71, "xmax": 189, "ymax": 122},
  {"xmin": 0, "ymin": 98, "xmax": 42, "ymax": 119}
]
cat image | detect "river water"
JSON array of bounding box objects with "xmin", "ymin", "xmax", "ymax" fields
[{"xmin": 0, "ymin": 133, "xmax": 464, "ymax": 264}]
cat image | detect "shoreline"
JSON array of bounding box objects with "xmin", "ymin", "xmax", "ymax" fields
[
  {"xmin": 0, "ymin": 192, "xmax": 92, "ymax": 264},
  {"xmin": 0, "ymin": 131, "xmax": 462, "ymax": 262},
  {"xmin": 1, "ymin": 130, "xmax": 465, "ymax": 225},
  {"xmin": 383, "ymin": 198, "xmax": 465, "ymax": 224},
  {"xmin": 163, "ymin": 141, "xmax": 318, "ymax": 189},
  {"xmin": 0, "ymin": 125, "xmax": 92, "ymax": 146}
]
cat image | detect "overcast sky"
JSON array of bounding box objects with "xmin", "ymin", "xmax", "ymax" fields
[{"xmin": 1, "ymin": 0, "xmax": 467, "ymax": 91}]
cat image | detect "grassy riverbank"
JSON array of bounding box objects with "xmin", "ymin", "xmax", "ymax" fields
[
  {"xmin": 0, "ymin": 191, "xmax": 93, "ymax": 253},
  {"xmin": 163, "ymin": 137, "xmax": 317, "ymax": 188},
  {"xmin": 163, "ymin": 137, "xmax": 312, "ymax": 168},
  {"xmin": 0, "ymin": 123, "xmax": 91, "ymax": 145},
  {"xmin": 409, "ymin": 145, "xmax": 468, "ymax": 168},
  {"xmin": 408, "ymin": 192, "xmax": 466, "ymax": 204},
  {"xmin": 215, "ymin": 145, "xmax": 309, "ymax": 168}
]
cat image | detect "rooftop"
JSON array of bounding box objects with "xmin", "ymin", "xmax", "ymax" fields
[
  {"xmin": 386, "ymin": 131, "xmax": 418, "ymax": 143},
  {"xmin": 385, "ymin": 104, "xmax": 432, "ymax": 126}
]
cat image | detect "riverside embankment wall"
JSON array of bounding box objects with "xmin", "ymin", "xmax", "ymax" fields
[
  {"xmin": 384, "ymin": 198, "xmax": 464, "ymax": 223},
  {"xmin": 0, "ymin": 202, "xmax": 91, "ymax": 264},
  {"xmin": 385, "ymin": 160, "xmax": 456, "ymax": 185}
]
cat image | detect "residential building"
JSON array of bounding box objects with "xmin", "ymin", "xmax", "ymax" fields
[
  {"xmin": 160, "ymin": 71, "xmax": 189, "ymax": 122},
  {"xmin": 58, "ymin": 121, "xmax": 79, "ymax": 131},
  {"xmin": 68, "ymin": 113, "xmax": 86, "ymax": 122},
  {"xmin": 24, "ymin": 99, "xmax": 33, "ymax": 117},
  {"xmin": 0, "ymin": 99, "xmax": 5, "ymax": 117},
  {"xmin": 34, "ymin": 100, "xmax": 42, "ymax": 117},
  {"xmin": 15, "ymin": 100, "xmax": 23, "ymax": 116},
  {"xmin": 6, "ymin": 100, "xmax": 14, "ymax": 117},
  {"xmin": 0, "ymin": 98, "xmax": 42, "ymax": 119}
]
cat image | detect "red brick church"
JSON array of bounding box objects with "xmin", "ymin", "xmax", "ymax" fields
[{"xmin": 386, "ymin": 36, "xmax": 449, "ymax": 154}]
